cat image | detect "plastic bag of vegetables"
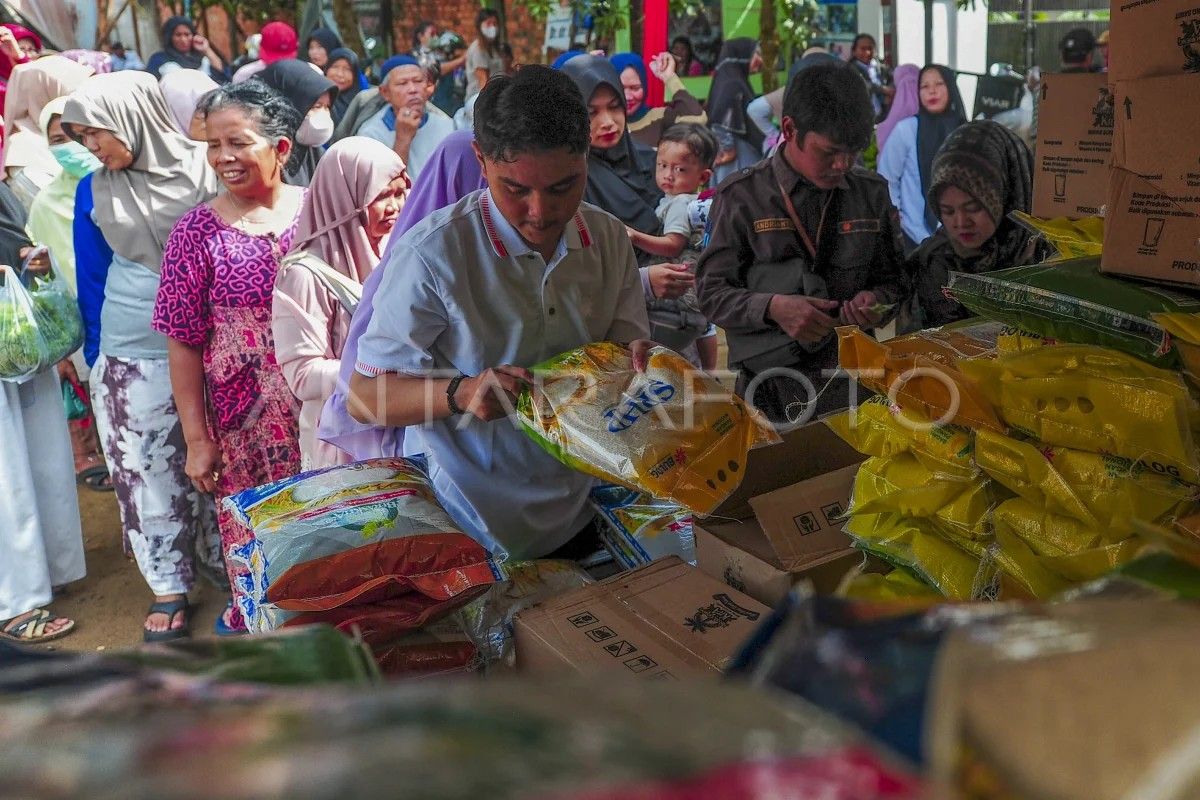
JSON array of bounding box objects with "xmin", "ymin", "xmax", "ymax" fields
[{"xmin": 0, "ymin": 249, "xmax": 83, "ymax": 382}]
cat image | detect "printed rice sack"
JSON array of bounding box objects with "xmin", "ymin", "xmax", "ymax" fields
[
  {"xmin": 959, "ymin": 345, "xmax": 1200, "ymax": 483},
  {"xmin": 590, "ymin": 484, "xmax": 695, "ymax": 569},
  {"xmin": 947, "ymin": 257, "xmax": 1200, "ymax": 369},
  {"xmin": 456, "ymin": 560, "xmax": 594, "ymax": 670},
  {"xmin": 517, "ymin": 342, "xmax": 779, "ymax": 515},
  {"xmin": 223, "ymin": 458, "xmax": 503, "ymax": 632}
]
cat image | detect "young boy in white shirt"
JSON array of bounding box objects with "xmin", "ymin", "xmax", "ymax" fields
[{"xmin": 627, "ymin": 123, "xmax": 720, "ymax": 371}]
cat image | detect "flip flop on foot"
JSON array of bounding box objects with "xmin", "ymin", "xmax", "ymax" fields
[
  {"xmin": 76, "ymin": 464, "xmax": 114, "ymax": 492},
  {"xmin": 0, "ymin": 608, "xmax": 76, "ymax": 643},
  {"xmin": 143, "ymin": 597, "xmax": 190, "ymax": 643},
  {"xmin": 214, "ymin": 601, "xmax": 247, "ymax": 637}
]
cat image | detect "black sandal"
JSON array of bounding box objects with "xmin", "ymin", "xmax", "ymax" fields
[
  {"xmin": 76, "ymin": 464, "xmax": 114, "ymax": 492},
  {"xmin": 143, "ymin": 598, "xmax": 190, "ymax": 643}
]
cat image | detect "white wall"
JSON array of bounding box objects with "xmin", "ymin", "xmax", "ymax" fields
[{"xmin": 859, "ymin": 0, "xmax": 989, "ymax": 113}]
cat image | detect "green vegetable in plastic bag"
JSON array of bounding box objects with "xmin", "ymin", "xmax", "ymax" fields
[{"xmin": 0, "ymin": 252, "xmax": 83, "ymax": 381}]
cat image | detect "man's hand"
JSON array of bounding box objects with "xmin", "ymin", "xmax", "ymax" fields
[
  {"xmin": 0, "ymin": 28, "xmax": 23, "ymax": 63},
  {"xmin": 649, "ymin": 52, "xmax": 677, "ymax": 82},
  {"xmin": 647, "ymin": 263, "xmax": 694, "ymax": 299},
  {"xmin": 184, "ymin": 438, "xmax": 224, "ymax": 494},
  {"xmin": 767, "ymin": 294, "xmax": 840, "ymax": 344},
  {"xmin": 454, "ymin": 366, "xmax": 532, "ymax": 422},
  {"xmin": 393, "ymin": 106, "xmax": 422, "ymax": 140},
  {"xmin": 839, "ymin": 290, "xmax": 883, "ymax": 329},
  {"xmin": 628, "ymin": 339, "xmax": 655, "ymax": 372},
  {"xmin": 714, "ymin": 148, "xmax": 736, "ymax": 166}
]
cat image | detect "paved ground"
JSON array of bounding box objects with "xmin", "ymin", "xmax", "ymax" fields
[{"xmin": 44, "ymin": 487, "xmax": 225, "ymax": 652}]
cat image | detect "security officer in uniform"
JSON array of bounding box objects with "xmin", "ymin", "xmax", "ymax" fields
[{"xmin": 697, "ymin": 61, "xmax": 908, "ymax": 426}]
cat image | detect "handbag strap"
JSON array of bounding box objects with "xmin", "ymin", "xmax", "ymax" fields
[{"xmin": 282, "ymin": 253, "xmax": 363, "ymax": 316}]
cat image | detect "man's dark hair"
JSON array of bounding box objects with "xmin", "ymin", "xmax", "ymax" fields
[
  {"xmin": 201, "ymin": 79, "xmax": 303, "ymax": 147},
  {"xmin": 412, "ymin": 21, "xmax": 435, "ymax": 51},
  {"xmin": 852, "ymin": 33, "xmax": 875, "ymax": 51},
  {"xmin": 1060, "ymin": 28, "xmax": 1096, "ymax": 65},
  {"xmin": 782, "ymin": 61, "xmax": 874, "ymax": 151},
  {"xmin": 474, "ymin": 64, "xmax": 589, "ymax": 161},
  {"xmin": 659, "ymin": 123, "xmax": 719, "ymax": 168}
]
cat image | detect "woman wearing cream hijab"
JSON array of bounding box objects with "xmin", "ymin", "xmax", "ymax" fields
[
  {"xmin": 274, "ymin": 136, "xmax": 409, "ymax": 469},
  {"xmin": 61, "ymin": 71, "xmax": 223, "ymax": 643},
  {"xmin": 2, "ymin": 55, "xmax": 93, "ymax": 204}
]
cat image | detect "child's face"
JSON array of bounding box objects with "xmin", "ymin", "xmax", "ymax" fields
[{"xmin": 655, "ymin": 141, "xmax": 711, "ymax": 195}]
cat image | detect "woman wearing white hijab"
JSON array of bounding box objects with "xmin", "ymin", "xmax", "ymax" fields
[
  {"xmin": 62, "ymin": 71, "xmax": 224, "ymax": 643},
  {"xmin": 159, "ymin": 68, "xmax": 219, "ymax": 140}
]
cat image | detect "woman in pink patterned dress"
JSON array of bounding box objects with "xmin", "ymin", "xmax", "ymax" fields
[{"xmin": 154, "ymin": 80, "xmax": 304, "ymax": 634}]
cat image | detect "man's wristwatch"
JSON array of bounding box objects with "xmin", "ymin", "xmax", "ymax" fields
[{"xmin": 446, "ymin": 373, "xmax": 468, "ymax": 415}]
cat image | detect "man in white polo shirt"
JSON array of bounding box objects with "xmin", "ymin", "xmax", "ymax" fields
[{"xmin": 349, "ymin": 65, "xmax": 651, "ymax": 559}]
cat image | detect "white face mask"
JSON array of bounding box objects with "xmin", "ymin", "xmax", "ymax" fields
[
  {"xmin": 296, "ymin": 108, "xmax": 334, "ymax": 147},
  {"xmin": 481, "ymin": 24, "xmax": 498, "ymax": 40}
]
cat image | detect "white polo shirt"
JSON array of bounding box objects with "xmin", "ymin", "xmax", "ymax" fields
[
  {"xmin": 357, "ymin": 102, "xmax": 455, "ymax": 182},
  {"xmin": 355, "ymin": 188, "xmax": 650, "ymax": 558}
]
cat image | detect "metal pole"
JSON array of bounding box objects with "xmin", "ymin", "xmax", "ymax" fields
[
  {"xmin": 1023, "ymin": 0, "xmax": 1034, "ymax": 71},
  {"xmin": 923, "ymin": 0, "xmax": 933, "ymax": 66}
]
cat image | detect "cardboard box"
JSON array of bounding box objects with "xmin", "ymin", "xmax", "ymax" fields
[
  {"xmin": 513, "ymin": 556, "xmax": 768, "ymax": 677},
  {"xmin": 1101, "ymin": 72, "xmax": 1200, "ymax": 286},
  {"xmin": 1108, "ymin": 0, "xmax": 1200, "ymax": 82},
  {"xmin": 1031, "ymin": 73, "xmax": 1114, "ymax": 219},
  {"xmin": 693, "ymin": 421, "xmax": 865, "ymax": 606},
  {"xmin": 695, "ymin": 524, "xmax": 861, "ymax": 606}
]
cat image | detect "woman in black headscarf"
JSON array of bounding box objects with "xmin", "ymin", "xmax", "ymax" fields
[
  {"xmin": 560, "ymin": 55, "xmax": 662, "ymax": 244},
  {"xmin": 305, "ymin": 28, "xmax": 342, "ymax": 70},
  {"xmin": 878, "ymin": 63, "xmax": 967, "ymax": 250},
  {"xmin": 324, "ymin": 48, "xmax": 363, "ymax": 125},
  {"xmin": 708, "ymin": 38, "xmax": 764, "ymax": 184},
  {"xmin": 145, "ymin": 16, "xmax": 228, "ymax": 83},
  {"xmin": 907, "ymin": 120, "xmax": 1047, "ymax": 327},
  {"xmin": 256, "ymin": 59, "xmax": 338, "ymax": 187}
]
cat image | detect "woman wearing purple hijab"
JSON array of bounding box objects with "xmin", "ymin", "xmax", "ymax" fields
[
  {"xmin": 317, "ymin": 129, "xmax": 486, "ymax": 460},
  {"xmin": 875, "ymin": 63, "xmax": 920, "ymax": 153}
]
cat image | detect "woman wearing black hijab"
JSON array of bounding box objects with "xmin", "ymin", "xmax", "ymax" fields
[
  {"xmin": 146, "ymin": 16, "xmax": 229, "ymax": 83},
  {"xmin": 708, "ymin": 38, "xmax": 764, "ymax": 184},
  {"xmin": 878, "ymin": 63, "xmax": 967, "ymax": 249},
  {"xmin": 324, "ymin": 48, "xmax": 363, "ymax": 125},
  {"xmin": 255, "ymin": 60, "xmax": 338, "ymax": 187},
  {"xmin": 560, "ymin": 55, "xmax": 662, "ymax": 247},
  {"xmin": 305, "ymin": 28, "xmax": 342, "ymax": 70}
]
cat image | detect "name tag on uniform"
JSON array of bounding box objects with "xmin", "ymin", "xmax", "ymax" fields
[
  {"xmin": 839, "ymin": 219, "xmax": 882, "ymax": 234},
  {"xmin": 753, "ymin": 218, "xmax": 794, "ymax": 233}
]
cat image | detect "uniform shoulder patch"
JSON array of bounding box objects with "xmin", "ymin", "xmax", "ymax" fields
[
  {"xmin": 838, "ymin": 218, "xmax": 882, "ymax": 234},
  {"xmin": 754, "ymin": 218, "xmax": 795, "ymax": 233}
]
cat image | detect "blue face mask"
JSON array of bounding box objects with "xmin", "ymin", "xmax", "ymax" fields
[{"xmin": 49, "ymin": 141, "xmax": 102, "ymax": 179}]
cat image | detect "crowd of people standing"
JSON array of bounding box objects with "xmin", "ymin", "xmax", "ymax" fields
[{"xmin": 0, "ymin": 16, "xmax": 1050, "ymax": 646}]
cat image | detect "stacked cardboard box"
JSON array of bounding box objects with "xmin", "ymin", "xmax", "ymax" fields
[{"xmin": 1101, "ymin": 0, "xmax": 1200, "ymax": 285}]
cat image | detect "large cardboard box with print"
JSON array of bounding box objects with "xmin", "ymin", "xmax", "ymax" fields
[{"xmin": 1030, "ymin": 72, "xmax": 1114, "ymax": 219}]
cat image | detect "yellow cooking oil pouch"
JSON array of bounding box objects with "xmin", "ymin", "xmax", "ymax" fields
[
  {"xmin": 959, "ymin": 344, "xmax": 1200, "ymax": 483},
  {"xmin": 849, "ymin": 454, "xmax": 1002, "ymax": 540},
  {"xmin": 993, "ymin": 508, "xmax": 1144, "ymax": 597},
  {"xmin": 517, "ymin": 342, "xmax": 780, "ymax": 515},
  {"xmin": 838, "ymin": 326, "xmax": 1005, "ymax": 433},
  {"xmin": 1010, "ymin": 212, "xmax": 1104, "ymax": 261},
  {"xmin": 826, "ymin": 395, "xmax": 976, "ymax": 479},
  {"xmin": 844, "ymin": 512, "xmax": 994, "ymax": 600},
  {"xmin": 838, "ymin": 567, "xmax": 945, "ymax": 602},
  {"xmin": 974, "ymin": 430, "xmax": 1198, "ymax": 533}
]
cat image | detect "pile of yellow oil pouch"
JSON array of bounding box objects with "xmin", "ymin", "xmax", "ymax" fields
[
  {"xmin": 1010, "ymin": 212, "xmax": 1104, "ymax": 262},
  {"xmin": 960, "ymin": 344, "xmax": 1200, "ymax": 483},
  {"xmin": 517, "ymin": 342, "xmax": 780, "ymax": 515}
]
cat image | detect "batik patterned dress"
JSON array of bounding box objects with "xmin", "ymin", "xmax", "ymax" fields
[{"xmin": 154, "ymin": 203, "xmax": 303, "ymax": 630}]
